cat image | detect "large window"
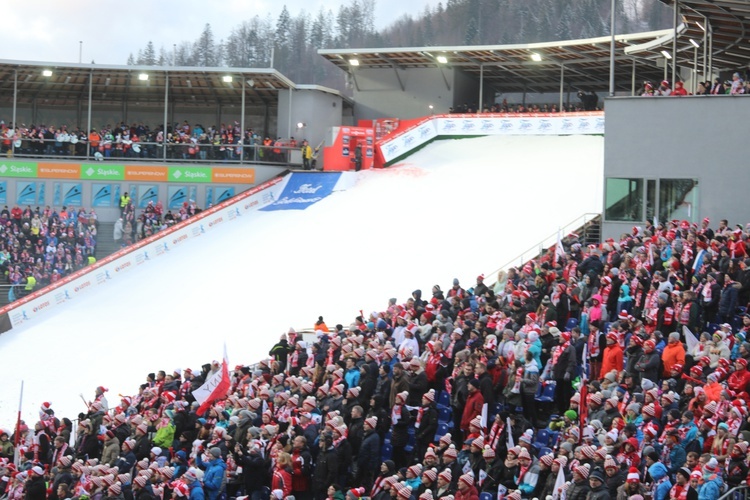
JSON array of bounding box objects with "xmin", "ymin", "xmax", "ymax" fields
[
  {"xmin": 659, "ymin": 179, "xmax": 699, "ymax": 223},
  {"xmin": 605, "ymin": 177, "xmax": 700, "ymax": 223},
  {"xmin": 605, "ymin": 178, "xmax": 643, "ymax": 222}
]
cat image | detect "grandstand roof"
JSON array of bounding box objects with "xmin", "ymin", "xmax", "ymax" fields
[
  {"xmin": 653, "ymin": 0, "xmax": 750, "ymax": 70},
  {"xmin": 318, "ymin": 30, "xmax": 675, "ymax": 94},
  {"xmin": 0, "ymin": 60, "xmax": 303, "ymax": 107}
]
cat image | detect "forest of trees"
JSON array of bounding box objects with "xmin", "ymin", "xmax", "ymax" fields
[{"xmin": 126, "ymin": 0, "xmax": 673, "ymax": 91}]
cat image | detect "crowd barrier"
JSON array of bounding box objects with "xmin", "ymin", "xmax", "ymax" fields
[{"xmin": 377, "ymin": 112, "xmax": 605, "ymax": 164}]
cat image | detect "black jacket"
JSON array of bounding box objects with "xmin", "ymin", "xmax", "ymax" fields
[
  {"xmin": 415, "ymin": 405, "xmax": 438, "ymax": 444},
  {"xmin": 25, "ymin": 476, "xmax": 47, "ymax": 500},
  {"xmin": 357, "ymin": 430, "xmax": 381, "ymax": 472},
  {"xmin": 312, "ymin": 447, "xmax": 339, "ymax": 494}
]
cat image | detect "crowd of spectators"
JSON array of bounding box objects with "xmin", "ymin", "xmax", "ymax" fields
[
  {"xmin": 639, "ymin": 72, "xmax": 748, "ymax": 96},
  {"xmin": 0, "ymin": 205, "xmax": 99, "ymax": 297},
  {"xmin": 0, "ymin": 193, "xmax": 203, "ymax": 301},
  {"xmin": 0, "ymin": 121, "xmax": 300, "ymax": 164},
  {"xmin": 114, "ymin": 193, "xmax": 202, "ymax": 249},
  {"xmin": 4, "ymin": 216, "xmax": 750, "ymax": 500}
]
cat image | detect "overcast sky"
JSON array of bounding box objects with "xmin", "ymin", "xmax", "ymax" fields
[{"xmin": 2, "ymin": 0, "xmax": 438, "ymax": 65}]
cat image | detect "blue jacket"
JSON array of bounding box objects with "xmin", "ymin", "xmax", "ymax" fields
[
  {"xmin": 344, "ymin": 368, "xmax": 360, "ymax": 389},
  {"xmin": 698, "ymin": 474, "xmax": 723, "ymax": 500},
  {"xmin": 648, "ymin": 462, "xmax": 671, "ymax": 500},
  {"xmin": 188, "ymin": 480, "xmax": 205, "ymax": 500},
  {"xmin": 197, "ymin": 456, "xmax": 227, "ymax": 500}
]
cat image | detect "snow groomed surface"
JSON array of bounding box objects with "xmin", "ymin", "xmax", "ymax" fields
[{"xmin": 0, "ymin": 134, "xmax": 604, "ymax": 426}]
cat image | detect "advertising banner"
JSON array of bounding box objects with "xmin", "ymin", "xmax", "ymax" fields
[
  {"xmin": 261, "ymin": 172, "xmax": 342, "ymax": 211},
  {"xmin": 0, "ymin": 161, "xmax": 255, "ymax": 185},
  {"xmin": 17, "ymin": 182, "xmax": 36, "ymax": 205},
  {"xmin": 92, "ymin": 184, "xmax": 112, "ymax": 207},
  {"xmin": 59, "ymin": 182, "xmax": 83, "ymax": 206},
  {"xmin": 0, "ymin": 181, "xmax": 6, "ymax": 205},
  {"xmin": 137, "ymin": 185, "xmax": 159, "ymax": 208},
  {"xmin": 377, "ymin": 112, "xmax": 605, "ymax": 164},
  {"xmin": 168, "ymin": 186, "xmax": 188, "ymax": 209}
]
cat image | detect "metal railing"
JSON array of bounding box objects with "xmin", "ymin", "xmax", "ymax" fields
[
  {"xmin": 719, "ymin": 484, "xmax": 750, "ymax": 500},
  {"xmin": 484, "ymin": 212, "xmax": 601, "ymax": 280},
  {"xmin": 3, "ymin": 137, "xmax": 303, "ymax": 166}
]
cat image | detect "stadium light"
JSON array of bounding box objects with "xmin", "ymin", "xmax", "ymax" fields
[
  {"xmin": 222, "ymin": 75, "xmax": 233, "ymax": 83},
  {"xmin": 436, "ymin": 55, "xmax": 448, "ymax": 64},
  {"xmin": 296, "ymin": 122, "xmax": 306, "ymax": 130},
  {"xmin": 138, "ymin": 73, "xmax": 149, "ymax": 81},
  {"xmin": 349, "ymin": 59, "xmax": 360, "ymax": 66},
  {"xmin": 42, "ymin": 69, "xmax": 53, "ymax": 77},
  {"xmin": 661, "ymin": 50, "xmax": 672, "ymax": 60},
  {"xmin": 690, "ymin": 39, "xmax": 700, "ymax": 48},
  {"xmin": 696, "ymin": 21, "xmax": 706, "ymax": 32},
  {"xmin": 531, "ymin": 53, "xmax": 542, "ymax": 62}
]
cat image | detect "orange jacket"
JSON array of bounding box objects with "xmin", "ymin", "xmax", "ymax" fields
[
  {"xmin": 661, "ymin": 342, "xmax": 686, "ymax": 377},
  {"xmin": 600, "ymin": 344, "xmax": 623, "ymax": 380}
]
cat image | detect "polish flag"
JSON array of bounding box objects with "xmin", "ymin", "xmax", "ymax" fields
[{"xmin": 193, "ymin": 344, "xmax": 230, "ymax": 416}]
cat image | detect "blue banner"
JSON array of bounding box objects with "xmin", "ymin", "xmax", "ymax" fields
[
  {"xmin": 17, "ymin": 182, "xmax": 36, "ymax": 205},
  {"xmin": 92, "ymin": 183, "xmax": 112, "ymax": 207},
  {"xmin": 261, "ymin": 173, "xmax": 341, "ymax": 211},
  {"xmin": 168, "ymin": 186, "xmax": 187, "ymax": 209},
  {"xmin": 205, "ymin": 187, "xmax": 213, "ymax": 206},
  {"xmin": 138, "ymin": 185, "xmax": 158, "ymax": 208},
  {"xmin": 62, "ymin": 182, "xmax": 82, "ymax": 206},
  {"xmin": 0, "ymin": 181, "xmax": 6, "ymax": 205},
  {"xmin": 38, "ymin": 182, "xmax": 45, "ymax": 205},
  {"xmin": 216, "ymin": 187, "xmax": 235, "ymax": 203}
]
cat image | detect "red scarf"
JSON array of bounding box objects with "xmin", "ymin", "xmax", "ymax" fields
[
  {"xmin": 416, "ymin": 407, "xmax": 425, "ymax": 428},
  {"xmin": 391, "ymin": 404, "xmax": 402, "ymax": 426},
  {"xmin": 552, "ymin": 342, "xmax": 569, "ymax": 366},
  {"xmin": 488, "ymin": 420, "xmax": 504, "ymax": 450}
]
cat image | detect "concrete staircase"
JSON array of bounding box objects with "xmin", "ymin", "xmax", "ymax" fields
[{"xmin": 95, "ymin": 221, "xmax": 119, "ymax": 260}]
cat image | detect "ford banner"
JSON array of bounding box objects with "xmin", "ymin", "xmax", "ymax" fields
[{"xmin": 261, "ymin": 172, "xmax": 342, "ymax": 211}]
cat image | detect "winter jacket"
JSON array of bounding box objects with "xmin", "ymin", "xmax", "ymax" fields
[
  {"xmin": 454, "ymin": 485, "xmax": 478, "ymax": 500},
  {"xmin": 357, "ymin": 430, "xmax": 380, "ymax": 472},
  {"xmin": 187, "ymin": 481, "xmax": 205, "ymax": 500},
  {"xmin": 407, "ymin": 371, "xmax": 429, "ymax": 407},
  {"xmin": 415, "ymin": 405, "xmax": 438, "ymax": 445},
  {"xmin": 648, "ymin": 462, "xmax": 671, "ymax": 500},
  {"xmin": 240, "ymin": 450, "xmax": 267, "ymax": 494},
  {"xmin": 551, "ymin": 344, "xmax": 577, "ymax": 380},
  {"xmin": 600, "ymin": 344, "xmax": 624, "ymax": 379},
  {"xmin": 390, "ymin": 404, "xmax": 412, "ymax": 448},
  {"xmin": 697, "ymin": 473, "xmax": 723, "ymax": 500},
  {"xmin": 719, "ymin": 282, "xmax": 741, "ymax": 319},
  {"xmin": 588, "ymin": 483, "xmax": 611, "ymax": 500},
  {"xmin": 312, "ymin": 447, "xmax": 338, "ymax": 495},
  {"xmin": 101, "ymin": 437, "xmax": 121, "ymax": 466},
  {"xmin": 634, "ymin": 351, "xmax": 661, "ymax": 383},
  {"xmin": 198, "ymin": 456, "xmax": 227, "ymax": 500},
  {"xmin": 661, "ymin": 342, "xmax": 685, "ymax": 377},
  {"xmin": 564, "ymin": 478, "xmax": 589, "ymax": 500},
  {"xmin": 25, "ymin": 476, "xmax": 47, "ymax": 500},
  {"xmin": 460, "ymin": 391, "xmax": 484, "ymax": 431}
]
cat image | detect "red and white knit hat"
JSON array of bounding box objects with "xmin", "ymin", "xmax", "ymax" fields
[
  {"xmin": 459, "ymin": 473, "xmax": 474, "ymax": 487},
  {"xmin": 627, "ymin": 467, "xmax": 640, "ymax": 483}
]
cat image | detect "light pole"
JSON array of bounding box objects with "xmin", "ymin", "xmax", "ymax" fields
[{"xmin": 609, "ymin": 0, "xmax": 616, "ymax": 97}]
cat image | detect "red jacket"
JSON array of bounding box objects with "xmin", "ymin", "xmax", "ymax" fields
[
  {"xmin": 460, "ymin": 390, "xmax": 484, "ymax": 431},
  {"xmin": 728, "ymin": 368, "xmax": 750, "ymax": 395},
  {"xmin": 455, "ymin": 485, "xmax": 479, "ymax": 500},
  {"xmin": 272, "ymin": 466, "xmax": 293, "ymax": 498},
  {"xmin": 600, "ymin": 344, "xmax": 624, "ymax": 380}
]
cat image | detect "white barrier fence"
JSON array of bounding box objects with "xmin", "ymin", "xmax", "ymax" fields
[{"xmin": 379, "ymin": 112, "xmax": 605, "ymax": 163}]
